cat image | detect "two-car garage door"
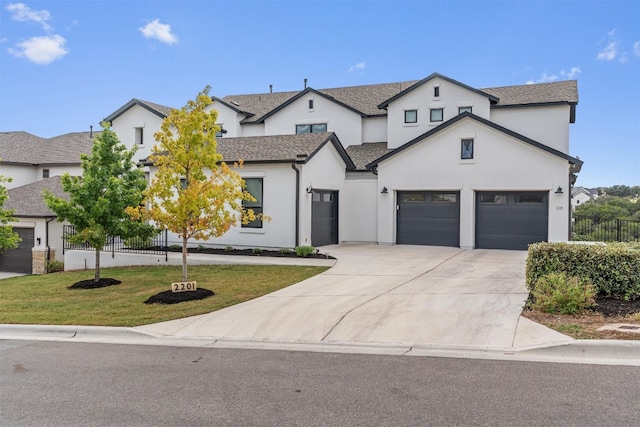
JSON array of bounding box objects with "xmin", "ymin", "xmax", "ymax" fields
[{"xmin": 396, "ymin": 190, "xmax": 548, "ymax": 250}]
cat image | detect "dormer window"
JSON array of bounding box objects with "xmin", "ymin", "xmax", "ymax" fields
[
  {"xmin": 434, "ymin": 86, "xmax": 440, "ymax": 97},
  {"xmin": 458, "ymin": 106, "xmax": 472, "ymax": 114},
  {"xmin": 404, "ymin": 110, "xmax": 417, "ymax": 124}
]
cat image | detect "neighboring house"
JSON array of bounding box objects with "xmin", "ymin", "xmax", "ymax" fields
[
  {"xmin": 0, "ymin": 131, "xmax": 94, "ymax": 273},
  {"xmin": 571, "ymin": 186, "xmax": 598, "ymax": 211},
  {"xmin": 105, "ymin": 72, "xmax": 582, "ymax": 251}
]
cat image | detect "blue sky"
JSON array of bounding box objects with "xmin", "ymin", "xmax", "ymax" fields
[{"xmin": 1, "ymin": 0, "xmax": 638, "ymax": 188}]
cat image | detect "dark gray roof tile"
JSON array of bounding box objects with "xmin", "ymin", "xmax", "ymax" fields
[
  {"xmin": 6, "ymin": 176, "xmax": 67, "ymax": 217},
  {"xmin": 346, "ymin": 142, "xmax": 393, "ymax": 170},
  {"xmin": 0, "ymin": 131, "xmax": 95, "ymax": 165},
  {"xmin": 482, "ymin": 80, "xmax": 578, "ymax": 106}
]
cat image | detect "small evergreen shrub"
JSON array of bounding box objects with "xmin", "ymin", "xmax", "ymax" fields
[
  {"xmin": 531, "ymin": 272, "xmax": 596, "ymax": 314},
  {"xmin": 224, "ymin": 246, "xmax": 234, "ymax": 252},
  {"xmin": 47, "ymin": 260, "xmax": 64, "ymax": 273},
  {"xmin": 295, "ymin": 246, "xmax": 316, "ymax": 257},
  {"xmin": 252, "ymin": 247, "xmax": 262, "ymax": 254},
  {"xmin": 168, "ymin": 244, "xmax": 182, "ymax": 251},
  {"xmin": 279, "ymin": 248, "xmax": 293, "ymax": 255}
]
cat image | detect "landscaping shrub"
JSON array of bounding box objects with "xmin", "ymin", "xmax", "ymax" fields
[
  {"xmin": 526, "ymin": 242, "xmax": 640, "ymax": 300},
  {"xmin": 47, "ymin": 259, "xmax": 64, "ymax": 273},
  {"xmin": 252, "ymin": 247, "xmax": 262, "ymax": 255},
  {"xmin": 295, "ymin": 245, "xmax": 316, "ymax": 257},
  {"xmin": 530, "ymin": 272, "xmax": 596, "ymax": 314},
  {"xmin": 279, "ymin": 248, "xmax": 293, "ymax": 255}
]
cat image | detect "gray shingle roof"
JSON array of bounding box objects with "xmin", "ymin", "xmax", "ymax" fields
[
  {"xmin": 5, "ymin": 176, "xmax": 68, "ymax": 217},
  {"xmin": 482, "ymin": 80, "xmax": 578, "ymax": 106},
  {"xmin": 346, "ymin": 142, "xmax": 393, "ymax": 170},
  {"xmin": 103, "ymin": 98, "xmax": 174, "ymax": 123},
  {"xmin": 0, "ymin": 131, "xmax": 95, "ymax": 165}
]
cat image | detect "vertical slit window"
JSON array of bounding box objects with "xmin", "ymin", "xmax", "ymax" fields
[{"xmin": 243, "ymin": 178, "xmax": 263, "ymax": 228}]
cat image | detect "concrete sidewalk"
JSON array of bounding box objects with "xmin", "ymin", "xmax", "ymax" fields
[{"xmin": 136, "ymin": 244, "xmax": 572, "ymax": 351}]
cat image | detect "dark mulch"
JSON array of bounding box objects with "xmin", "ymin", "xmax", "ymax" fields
[
  {"xmin": 596, "ymin": 298, "xmax": 640, "ymax": 317},
  {"xmin": 68, "ymin": 278, "xmax": 122, "ymax": 290},
  {"xmin": 144, "ymin": 288, "xmax": 215, "ymax": 305},
  {"xmin": 150, "ymin": 246, "xmax": 335, "ymax": 260}
]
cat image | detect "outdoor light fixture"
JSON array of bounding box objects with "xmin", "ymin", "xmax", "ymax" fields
[
  {"xmin": 306, "ymin": 186, "xmax": 313, "ymax": 193},
  {"xmin": 381, "ymin": 187, "xmax": 389, "ymax": 194},
  {"xmin": 555, "ymin": 186, "xmax": 564, "ymax": 194},
  {"xmin": 36, "ymin": 238, "xmax": 41, "ymax": 245}
]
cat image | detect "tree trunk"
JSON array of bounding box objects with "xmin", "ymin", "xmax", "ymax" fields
[
  {"xmin": 182, "ymin": 236, "xmax": 188, "ymax": 281},
  {"xmin": 94, "ymin": 248, "xmax": 100, "ymax": 283}
]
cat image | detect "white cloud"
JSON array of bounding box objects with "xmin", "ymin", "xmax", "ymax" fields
[
  {"xmin": 139, "ymin": 19, "xmax": 178, "ymax": 45},
  {"xmin": 560, "ymin": 67, "xmax": 581, "ymax": 79},
  {"xmin": 597, "ymin": 41, "xmax": 619, "ymax": 61},
  {"xmin": 526, "ymin": 72, "xmax": 558, "ymax": 84},
  {"xmin": 6, "ymin": 2, "xmax": 52, "ymax": 31},
  {"xmin": 8, "ymin": 35, "xmax": 68, "ymax": 64},
  {"xmin": 634, "ymin": 41, "xmax": 640, "ymax": 57},
  {"xmin": 348, "ymin": 62, "xmax": 366, "ymax": 73}
]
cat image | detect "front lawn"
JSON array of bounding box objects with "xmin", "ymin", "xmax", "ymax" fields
[{"xmin": 0, "ymin": 265, "xmax": 328, "ymax": 327}]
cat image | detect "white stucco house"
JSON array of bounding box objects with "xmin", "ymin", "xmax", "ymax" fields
[
  {"xmin": 571, "ymin": 186, "xmax": 598, "ymax": 211},
  {"xmin": 0, "ymin": 131, "xmax": 95, "ymax": 273},
  {"xmin": 103, "ymin": 72, "xmax": 581, "ymax": 251}
]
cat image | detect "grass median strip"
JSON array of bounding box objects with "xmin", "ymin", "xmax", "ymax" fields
[{"xmin": 0, "ymin": 265, "xmax": 328, "ymax": 327}]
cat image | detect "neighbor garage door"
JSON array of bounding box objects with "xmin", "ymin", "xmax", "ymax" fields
[
  {"xmin": 476, "ymin": 191, "xmax": 548, "ymax": 250},
  {"xmin": 0, "ymin": 227, "xmax": 34, "ymax": 274},
  {"xmin": 311, "ymin": 190, "xmax": 338, "ymax": 247},
  {"xmin": 397, "ymin": 191, "xmax": 460, "ymax": 247}
]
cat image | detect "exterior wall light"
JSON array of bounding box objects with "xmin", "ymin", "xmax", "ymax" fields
[
  {"xmin": 381, "ymin": 187, "xmax": 389, "ymax": 194},
  {"xmin": 555, "ymin": 186, "xmax": 564, "ymax": 194},
  {"xmin": 306, "ymin": 186, "xmax": 313, "ymax": 193}
]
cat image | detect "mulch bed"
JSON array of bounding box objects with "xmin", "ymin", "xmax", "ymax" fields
[
  {"xmin": 68, "ymin": 278, "xmax": 122, "ymax": 289},
  {"xmin": 596, "ymin": 298, "xmax": 640, "ymax": 317},
  {"xmin": 151, "ymin": 246, "xmax": 335, "ymax": 260},
  {"xmin": 144, "ymin": 288, "xmax": 215, "ymax": 305}
]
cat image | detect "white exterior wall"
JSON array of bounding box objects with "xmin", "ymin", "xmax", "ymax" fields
[
  {"xmin": 43, "ymin": 165, "xmax": 82, "ymax": 178},
  {"xmin": 110, "ymin": 104, "xmax": 165, "ymax": 161},
  {"xmin": 341, "ymin": 175, "xmax": 378, "ymax": 242},
  {"xmin": 571, "ymin": 191, "xmax": 595, "ymax": 211},
  {"xmin": 264, "ymin": 95, "xmax": 362, "ymax": 147},
  {"xmin": 362, "ymin": 116, "xmax": 387, "ymax": 143},
  {"xmin": 240, "ymin": 123, "xmax": 265, "ymax": 137},
  {"xmin": 387, "ymin": 77, "xmax": 492, "ymax": 149},
  {"xmin": 376, "ymin": 118, "xmax": 571, "ymax": 248},
  {"xmin": 298, "ymin": 144, "xmax": 348, "ymax": 246},
  {"xmin": 207, "ymin": 103, "xmax": 243, "ymax": 138},
  {"xmin": 490, "ymin": 105, "xmax": 571, "ymax": 153},
  {"xmin": 3, "ymin": 165, "xmax": 38, "ymax": 189}
]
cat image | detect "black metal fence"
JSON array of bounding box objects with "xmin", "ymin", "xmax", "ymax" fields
[
  {"xmin": 63, "ymin": 225, "xmax": 168, "ymax": 260},
  {"xmin": 571, "ymin": 216, "xmax": 640, "ymax": 242}
]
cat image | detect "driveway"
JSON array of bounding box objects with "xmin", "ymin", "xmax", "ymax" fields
[{"xmin": 138, "ymin": 244, "xmax": 569, "ymax": 350}]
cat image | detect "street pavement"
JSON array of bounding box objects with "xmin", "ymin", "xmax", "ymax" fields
[{"xmin": 2, "ymin": 244, "xmax": 639, "ymax": 365}]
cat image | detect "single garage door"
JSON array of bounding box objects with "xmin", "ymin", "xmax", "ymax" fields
[
  {"xmin": 397, "ymin": 191, "xmax": 460, "ymax": 247},
  {"xmin": 311, "ymin": 190, "xmax": 338, "ymax": 247},
  {"xmin": 0, "ymin": 227, "xmax": 34, "ymax": 274},
  {"xmin": 476, "ymin": 191, "xmax": 548, "ymax": 250}
]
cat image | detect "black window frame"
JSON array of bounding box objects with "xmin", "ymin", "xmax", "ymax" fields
[
  {"xmin": 308, "ymin": 99, "xmax": 314, "ymax": 109},
  {"xmin": 42, "ymin": 169, "xmax": 50, "ymax": 179},
  {"xmin": 458, "ymin": 106, "xmax": 472, "ymax": 114},
  {"xmin": 135, "ymin": 127, "xmax": 144, "ymax": 145},
  {"xmin": 434, "ymin": 86, "xmax": 440, "ymax": 97},
  {"xmin": 295, "ymin": 123, "xmax": 327, "ymax": 134},
  {"xmin": 404, "ymin": 109, "xmax": 418, "ymax": 124},
  {"xmin": 242, "ymin": 177, "xmax": 263, "ymax": 228},
  {"xmin": 430, "ymin": 108, "xmax": 444, "ymax": 122},
  {"xmin": 461, "ymin": 139, "xmax": 474, "ymax": 160}
]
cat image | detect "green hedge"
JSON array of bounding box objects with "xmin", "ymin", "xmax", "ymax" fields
[{"xmin": 526, "ymin": 242, "xmax": 640, "ymax": 300}]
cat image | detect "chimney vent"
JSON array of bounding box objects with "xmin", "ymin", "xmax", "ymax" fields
[
  {"xmin": 90, "ymin": 125, "xmax": 93, "ymax": 138},
  {"xmin": 269, "ymin": 84, "xmax": 273, "ymax": 93},
  {"xmin": 304, "ymin": 78, "xmax": 308, "ymax": 89}
]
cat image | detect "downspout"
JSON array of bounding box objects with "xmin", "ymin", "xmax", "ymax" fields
[
  {"xmin": 291, "ymin": 162, "xmax": 300, "ymax": 247},
  {"xmin": 45, "ymin": 217, "xmax": 55, "ymax": 272}
]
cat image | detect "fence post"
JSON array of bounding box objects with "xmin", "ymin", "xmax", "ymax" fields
[
  {"xmin": 165, "ymin": 229, "xmax": 168, "ymax": 262},
  {"xmin": 617, "ymin": 219, "xmax": 622, "ymax": 242}
]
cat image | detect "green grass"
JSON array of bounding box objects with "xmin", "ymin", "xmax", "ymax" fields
[{"xmin": 0, "ymin": 265, "xmax": 328, "ymax": 327}]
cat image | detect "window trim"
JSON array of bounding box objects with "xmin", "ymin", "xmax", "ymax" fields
[
  {"xmin": 295, "ymin": 123, "xmax": 327, "ymax": 134},
  {"xmin": 430, "ymin": 108, "xmax": 444, "ymax": 122},
  {"xmin": 458, "ymin": 106, "xmax": 472, "ymax": 114},
  {"xmin": 42, "ymin": 169, "xmax": 50, "ymax": 179},
  {"xmin": 404, "ymin": 109, "xmax": 418, "ymax": 124},
  {"xmin": 242, "ymin": 177, "xmax": 263, "ymax": 229},
  {"xmin": 461, "ymin": 139, "xmax": 474, "ymax": 160},
  {"xmin": 434, "ymin": 86, "xmax": 440, "ymax": 98},
  {"xmin": 135, "ymin": 127, "xmax": 144, "ymax": 145}
]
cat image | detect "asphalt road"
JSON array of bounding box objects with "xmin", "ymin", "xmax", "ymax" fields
[{"xmin": 1, "ymin": 340, "xmax": 639, "ymax": 426}]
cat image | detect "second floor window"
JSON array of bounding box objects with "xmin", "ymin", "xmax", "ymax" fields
[
  {"xmin": 296, "ymin": 123, "xmax": 327, "ymax": 134},
  {"xmin": 404, "ymin": 110, "xmax": 417, "ymax": 123},
  {"xmin": 135, "ymin": 127, "xmax": 144, "ymax": 145},
  {"xmin": 43, "ymin": 169, "xmax": 50, "ymax": 178},
  {"xmin": 430, "ymin": 108, "xmax": 443, "ymax": 122},
  {"xmin": 243, "ymin": 178, "xmax": 263, "ymax": 228}
]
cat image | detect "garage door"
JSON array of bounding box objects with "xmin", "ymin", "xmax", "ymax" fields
[
  {"xmin": 311, "ymin": 190, "xmax": 338, "ymax": 247},
  {"xmin": 476, "ymin": 192, "xmax": 548, "ymax": 250},
  {"xmin": 0, "ymin": 227, "xmax": 34, "ymax": 274},
  {"xmin": 397, "ymin": 191, "xmax": 460, "ymax": 247}
]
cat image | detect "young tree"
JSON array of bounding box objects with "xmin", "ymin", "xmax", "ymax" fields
[
  {"xmin": 127, "ymin": 86, "xmax": 260, "ymax": 281},
  {"xmin": 44, "ymin": 124, "xmax": 155, "ymax": 283},
  {"xmin": 0, "ymin": 168, "xmax": 21, "ymax": 252}
]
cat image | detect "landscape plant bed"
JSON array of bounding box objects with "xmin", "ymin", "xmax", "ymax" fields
[
  {"xmin": 154, "ymin": 246, "xmax": 336, "ymax": 259},
  {"xmin": 68, "ymin": 278, "xmax": 122, "ymax": 289},
  {"xmin": 144, "ymin": 288, "xmax": 215, "ymax": 305},
  {"xmin": 522, "ymin": 298, "xmax": 640, "ymax": 340}
]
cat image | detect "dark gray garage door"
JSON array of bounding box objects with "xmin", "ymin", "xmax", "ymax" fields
[
  {"xmin": 476, "ymin": 192, "xmax": 548, "ymax": 250},
  {"xmin": 311, "ymin": 190, "xmax": 338, "ymax": 247},
  {"xmin": 397, "ymin": 191, "xmax": 460, "ymax": 247},
  {"xmin": 0, "ymin": 227, "xmax": 33, "ymax": 274}
]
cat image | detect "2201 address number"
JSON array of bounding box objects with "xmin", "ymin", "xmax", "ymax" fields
[{"xmin": 171, "ymin": 281, "xmax": 197, "ymax": 293}]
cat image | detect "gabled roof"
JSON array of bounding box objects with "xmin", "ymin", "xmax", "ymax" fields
[
  {"xmin": 377, "ymin": 72, "xmax": 500, "ymax": 109},
  {"xmin": 346, "ymin": 142, "xmax": 393, "ymax": 171},
  {"xmin": 571, "ymin": 186, "xmax": 597, "ymax": 198},
  {"xmin": 103, "ymin": 98, "xmax": 174, "ymax": 123},
  {"xmin": 141, "ymin": 133, "xmax": 356, "ymax": 171},
  {"xmin": 366, "ymin": 112, "xmax": 583, "ymax": 169},
  {"xmin": 5, "ymin": 176, "xmax": 67, "ymax": 217},
  {"xmin": 0, "ymin": 131, "xmax": 95, "ymax": 165}
]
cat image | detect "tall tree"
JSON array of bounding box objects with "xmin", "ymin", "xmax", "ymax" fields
[
  {"xmin": 0, "ymin": 168, "xmax": 21, "ymax": 252},
  {"xmin": 44, "ymin": 124, "xmax": 155, "ymax": 283},
  {"xmin": 127, "ymin": 86, "xmax": 260, "ymax": 281}
]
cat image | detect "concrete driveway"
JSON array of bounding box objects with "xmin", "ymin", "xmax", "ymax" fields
[{"xmin": 138, "ymin": 244, "xmax": 570, "ymax": 350}]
